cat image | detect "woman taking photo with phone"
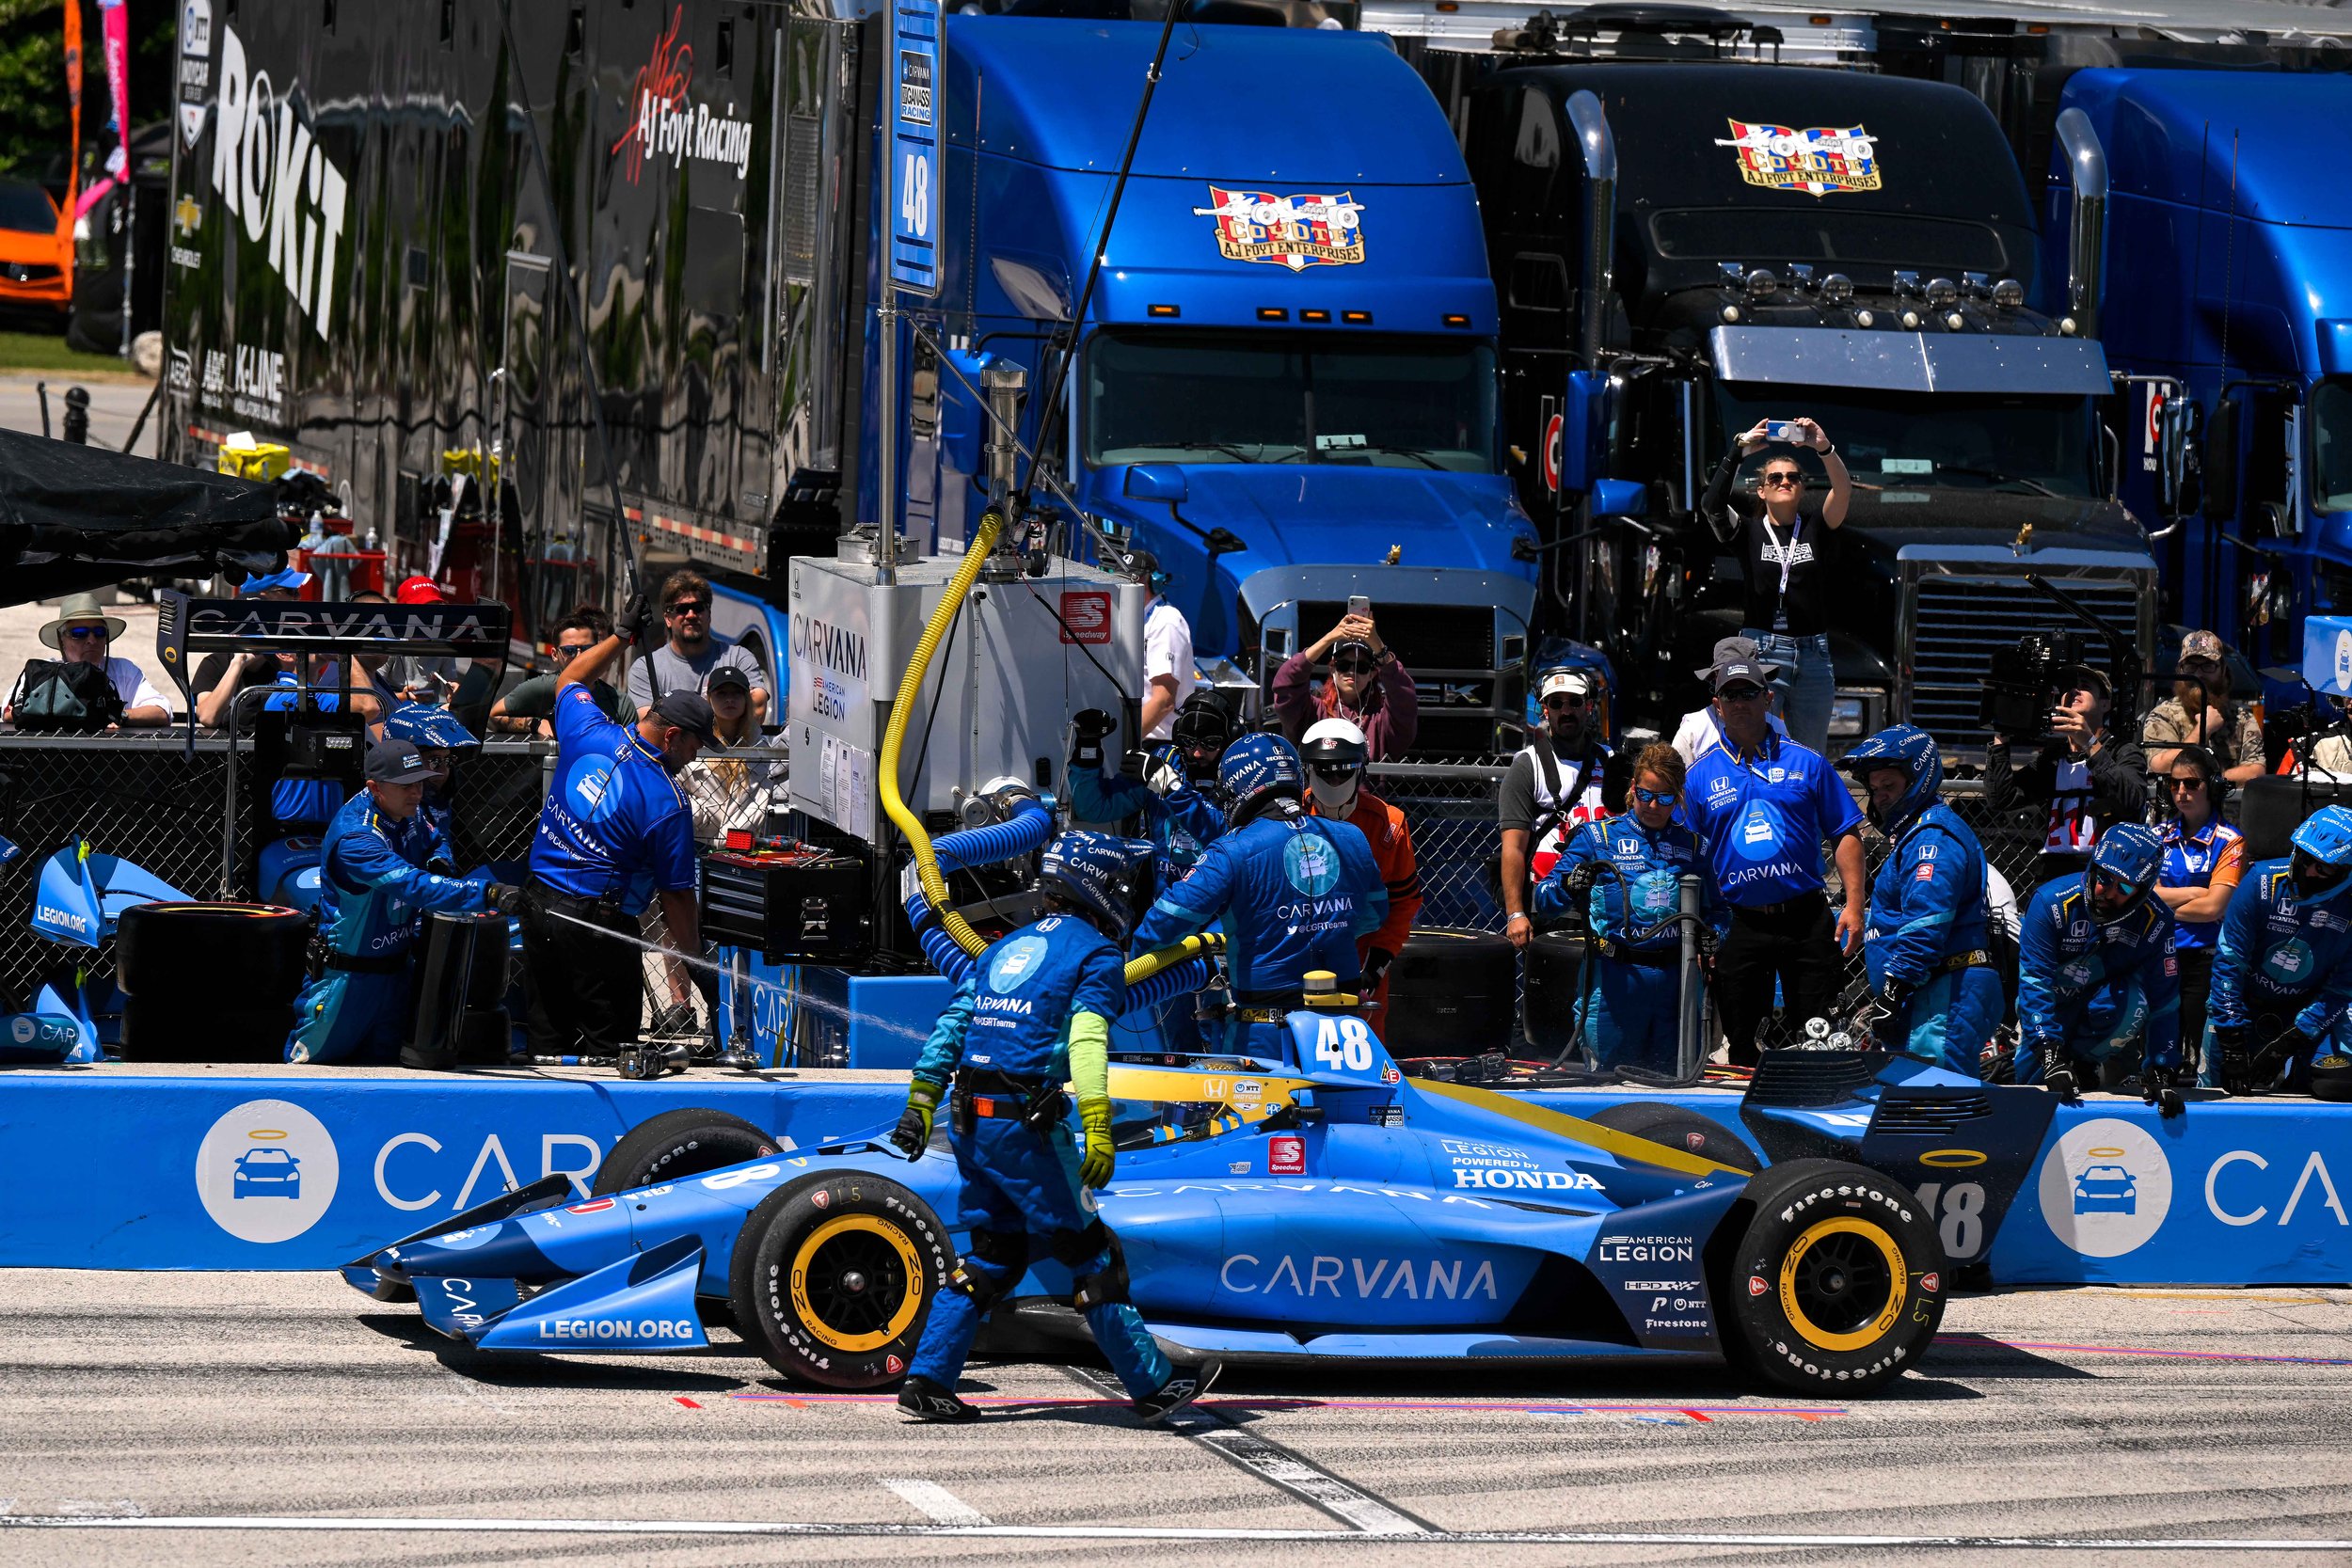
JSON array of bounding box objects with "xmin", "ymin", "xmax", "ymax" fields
[{"xmin": 1699, "ymin": 417, "xmax": 1851, "ymax": 752}]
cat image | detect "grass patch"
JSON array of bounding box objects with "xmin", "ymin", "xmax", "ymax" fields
[{"xmin": 0, "ymin": 329, "xmax": 133, "ymax": 375}]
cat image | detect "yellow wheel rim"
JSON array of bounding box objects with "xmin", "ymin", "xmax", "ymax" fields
[
  {"xmin": 788, "ymin": 1213, "xmax": 924, "ymax": 1353},
  {"xmin": 1777, "ymin": 1216, "xmax": 1907, "ymax": 1353}
]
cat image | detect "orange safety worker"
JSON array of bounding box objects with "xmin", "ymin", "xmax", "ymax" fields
[{"xmin": 1300, "ymin": 718, "xmax": 1422, "ymax": 1038}]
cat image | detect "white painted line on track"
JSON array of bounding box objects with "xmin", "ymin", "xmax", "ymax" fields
[
  {"xmin": 0, "ymin": 1516, "xmax": 2346, "ymax": 1548},
  {"xmin": 881, "ymin": 1480, "xmax": 993, "ymax": 1527},
  {"xmin": 1061, "ymin": 1365, "xmax": 1428, "ymax": 1536}
]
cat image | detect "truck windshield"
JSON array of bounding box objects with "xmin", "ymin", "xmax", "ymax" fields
[
  {"xmin": 1087, "ymin": 328, "xmax": 1496, "ymax": 473},
  {"xmin": 2315, "ymin": 378, "xmax": 2352, "ymax": 514},
  {"xmin": 1714, "ymin": 385, "xmax": 2100, "ymax": 499}
]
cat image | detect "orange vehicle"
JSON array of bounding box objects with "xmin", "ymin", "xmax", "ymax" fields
[{"xmin": 0, "ymin": 175, "xmax": 71, "ymax": 319}]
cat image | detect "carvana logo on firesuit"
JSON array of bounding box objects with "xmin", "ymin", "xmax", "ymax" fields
[
  {"xmin": 1284, "ymin": 833, "xmax": 1341, "ymax": 896},
  {"xmin": 988, "ymin": 934, "xmax": 1049, "ymax": 994}
]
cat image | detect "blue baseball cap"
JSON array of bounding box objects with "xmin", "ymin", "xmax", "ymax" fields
[
  {"xmin": 383, "ymin": 702, "xmax": 480, "ymax": 752},
  {"xmin": 238, "ymin": 566, "xmax": 313, "ymax": 596}
]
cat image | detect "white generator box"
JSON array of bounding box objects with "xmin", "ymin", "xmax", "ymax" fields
[{"xmin": 786, "ymin": 551, "xmax": 1147, "ymax": 842}]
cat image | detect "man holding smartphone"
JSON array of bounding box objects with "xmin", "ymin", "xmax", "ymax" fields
[{"xmin": 1985, "ymin": 661, "xmax": 2148, "ymax": 893}]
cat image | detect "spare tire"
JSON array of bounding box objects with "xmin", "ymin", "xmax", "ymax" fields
[
  {"xmin": 591, "ymin": 1106, "xmax": 781, "ymax": 1195},
  {"xmin": 1386, "ymin": 927, "xmax": 1517, "ymax": 1056},
  {"xmin": 1588, "ymin": 1101, "xmax": 1761, "ymax": 1174},
  {"xmin": 119, "ymin": 996, "xmax": 295, "ymax": 1063},
  {"xmin": 117, "ymin": 902, "xmax": 309, "ymax": 1001},
  {"xmin": 1521, "ymin": 930, "xmax": 1587, "ymax": 1055}
]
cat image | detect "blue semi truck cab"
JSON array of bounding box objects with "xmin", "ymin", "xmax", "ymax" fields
[
  {"xmin": 857, "ymin": 15, "xmax": 1540, "ymax": 758},
  {"xmin": 2048, "ymin": 69, "xmax": 2352, "ymax": 687}
]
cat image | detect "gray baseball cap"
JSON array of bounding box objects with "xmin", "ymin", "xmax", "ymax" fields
[
  {"xmin": 366, "ymin": 737, "xmax": 439, "ymax": 784},
  {"xmin": 1698, "ymin": 635, "xmax": 1782, "ymax": 682}
]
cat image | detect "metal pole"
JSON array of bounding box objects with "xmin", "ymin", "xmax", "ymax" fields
[
  {"xmin": 876, "ymin": 294, "xmax": 899, "ymax": 584},
  {"xmin": 1676, "ymin": 873, "xmax": 1704, "ymax": 1083}
]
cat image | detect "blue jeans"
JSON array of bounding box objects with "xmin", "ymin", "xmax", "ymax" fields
[{"xmin": 1748, "ymin": 630, "xmax": 1834, "ymax": 754}]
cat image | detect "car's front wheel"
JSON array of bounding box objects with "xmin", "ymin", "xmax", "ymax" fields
[
  {"xmin": 1716, "ymin": 1158, "xmax": 1946, "ymax": 1394},
  {"xmin": 727, "ymin": 1172, "xmax": 951, "ymax": 1388}
]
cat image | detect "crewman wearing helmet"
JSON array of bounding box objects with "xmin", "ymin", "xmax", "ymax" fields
[
  {"xmin": 890, "ymin": 832, "xmax": 1218, "ymax": 1424},
  {"xmin": 2014, "ymin": 823, "xmax": 2185, "ymax": 1115},
  {"xmin": 1066, "ymin": 692, "xmax": 1232, "ymax": 879},
  {"xmin": 1299, "ymin": 718, "xmax": 1422, "ymax": 1037},
  {"xmin": 1836, "ymin": 725, "xmax": 2003, "ymax": 1076},
  {"xmin": 1533, "ymin": 742, "xmax": 1725, "ymax": 1074},
  {"xmin": 2205, "ymin": 805, "xmax": 2352, "ymax": 1100},
  {"xmin": 1131, "ymin": 734, "xmax": 1387, "ymax": 1063}
]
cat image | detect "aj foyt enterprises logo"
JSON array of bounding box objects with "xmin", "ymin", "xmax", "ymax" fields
[
  {"xmin": 202, "ymin": 24, "xmax": 351, "ymax": 339},
  {"xmin": 1194, "ymin": 186, "xmax": 1366, "ymax": 272},
  {"xmin": 610, "ymin": 6, "xmax": 755, "ymax": 184}
]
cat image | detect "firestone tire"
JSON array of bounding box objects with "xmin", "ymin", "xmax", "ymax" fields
[
  {"xmin": 591, "ymin": 1107, "xmax": 779, "ymax": 1195},
  {"xmin": 116, "ymin": 902, "xmax": 309, "ymax": 999},
  {"xmin": 1717, "ymin": 1158, "xmax": 1946, "ymax": 1394},
  {"xmin": 728, "ymin": 1171, "xmax": 951, "ymax": 1389},
  {"xmin": 1589, "ymin": 1101, "xmax": 1761, "ymax": 1175}
]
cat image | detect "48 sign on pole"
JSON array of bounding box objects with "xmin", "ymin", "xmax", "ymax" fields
[{"xmin": 888, "ymin": 0, "xmax": 943, "ymax": 295}]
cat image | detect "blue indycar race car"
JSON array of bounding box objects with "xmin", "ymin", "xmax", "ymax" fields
[{"xmin": 343, "ymin": 1008, "xmax": 2057, "ymax": 1395}]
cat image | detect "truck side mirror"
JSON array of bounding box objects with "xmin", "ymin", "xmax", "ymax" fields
[
  {"xmin": 1592, "ymin": 479, "xmax": 1648, "ymax": 518},
  {"xmin": 2157, "ymin": 391, "xmax": 2195, "ymax": 516},
  {"xmin": 1559, "ymin": 369, "xmax": 1604, "ymax": 494},
  {"xmin": 2202, "ymin": 395, "xmax": 2241, "ymax": 524},
  {"xmin": 1123, "ymin": 465, "xmax": 1188, "ymax": 504}
]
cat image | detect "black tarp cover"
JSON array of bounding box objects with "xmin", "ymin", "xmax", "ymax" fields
[{"xmin": 0, "ymin": 426, "xmax": 291, "ymax": 606}]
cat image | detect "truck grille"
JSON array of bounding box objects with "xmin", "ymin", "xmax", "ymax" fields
[
  {"xmin": 1297, "ymin": 600, "xmax": 1495, "ymax": 674},
  {"xmin": 1909, "ymin": 576, "xmax": 2144, "ymax": 751}
]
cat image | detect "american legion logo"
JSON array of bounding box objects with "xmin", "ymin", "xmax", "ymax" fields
[
  {"xmin": 1194, "ymin": 186, "xmax": 1366, "ymax": 271},
  {"xmin": 1716, "ymin": 120, "xmax": 1881, "ymax": 198}
]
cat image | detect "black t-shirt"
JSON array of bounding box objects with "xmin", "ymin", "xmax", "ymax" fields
[
  {"xmin": 1731, "ymin": 504, "xmax": 1834, "ymax": 638},
  {"xmin": 193, "ymin": 650, "xmax": 284, "ymax": 708}
]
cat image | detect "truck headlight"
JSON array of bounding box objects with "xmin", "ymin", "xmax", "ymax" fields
[{"xmin": 1828, "ymin": 696, "xmax": 1867, "ymax": 737}]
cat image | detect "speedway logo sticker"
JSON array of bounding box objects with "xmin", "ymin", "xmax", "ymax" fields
[
  {"xmin": 1057, "ymin": 590, "xmax": 1112, "ymax": 646},
  {"xmin": 1717, "ymin": 120, "xmax": 1882, "ymax": 198},
  {"xmin": 610, "ymin": 6, "xmax": 754, "ymax": 184},
  {"xmin": 194, "ymin": 1099, "xmax": 340, "ymax": 1243},
  {"xmin": 2034, "ymin": 1117, "xmax": 2172, "ymax": 1259},
  {"xmin": 1193, "ymin": 186, "xmax": 1366, "ymax": 272}
]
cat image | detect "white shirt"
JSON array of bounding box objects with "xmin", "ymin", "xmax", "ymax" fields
[
  {"xmin": 1142, "ymin": 597, "xmax": 1195, "ymax": 740},
  {"xmin": 8, "ymin": 655, "xmax": 169, "ymax": 718},
  {"xmin": 1672, "ymin": 705, "xmax": 1788, "ymax": 766}
]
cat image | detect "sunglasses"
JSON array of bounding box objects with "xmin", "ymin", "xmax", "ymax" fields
[
  {"xmin": 1543, "ymin": 694, "xmax": 1586, "ymax": 710},
  {"xmin": 62, "ymin": 626, "xmax": 109, "ymax": 641},
  {"xmin": 1633, "ymin": 786, "xmax": 1677, "ymax": 807},
  {"xmin": 556, "ymin": 643, "xmax": 596, "ymax": 659},
  {"xmin": 1759, "ymin": 472, "xmax": 1804, "ymax": 487},
  {"xmin": 1718, "ymin": 685, "xmax": 1768, "ymax": 703},
  {"xmin": 2167, "ymin": 777, "xmax": 2209, "ymax": 791},
  {"xmin": 1331, "ymin": 657, "xmax": 1375, "ymax": 674},
  {"xmin": 1311, "ymin": 763, "xmax": 1359, "ymax": 782},
  {"xmin": 667, "ymin": 599, "xmax": 710, "ymax": 615}
]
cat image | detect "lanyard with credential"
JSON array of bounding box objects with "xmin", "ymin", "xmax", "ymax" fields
[{"xmin": 1756, "ymin": 511, "xmax": 1801, "ymax": 610}]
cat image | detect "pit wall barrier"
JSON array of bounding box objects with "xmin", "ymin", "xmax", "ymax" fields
[{"xmin": 0, "ymin": 1073, "xmax": 2343, "ymax": 1284}]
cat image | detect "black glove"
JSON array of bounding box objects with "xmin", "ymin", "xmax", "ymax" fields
[
  {"xmin": 890, "ymin": 1083, "xmax": 942, "ymax": 1162},
  {"xmin": 2212, "ymin": 1024, "xmax": 2251, "ymax": 1094},
  {"xmin": 483, "ymin": 881, "xmax": 524, "ymax": 916},
  {"xmin": 614, "ymin": 586, "xmax": 654, "ymax": 647},
  {"xmin": 2042, "ymin": 1065, "xmax": 2080, "ymax": 1104},
  {"xmin": 2142, "ymin": 1064, "xmax": 2185, "ymax": 1120},
  {"xmin": 1871, "ymin": 978, "xmax": 1914, "ymax": 1049},
  {"xmin": 427, "ymin": 856, "xmax": 456, "ymax": 877},
  {"xmin": 1071, "ymin": 708, "xmax": 1116, "ymax": 770},
  {"xmin": 1358, "ymin": 947, "xmax": 1395, "ymax": 995}
]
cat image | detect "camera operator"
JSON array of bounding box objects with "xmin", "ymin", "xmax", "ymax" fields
[
  {"xmin": 1985, "ymin": 661, "xmax": 2147, "ymax": 891},
  {"xmin": 2142, "ymin": 630, "xmax": 2265, "ymax": 784}
]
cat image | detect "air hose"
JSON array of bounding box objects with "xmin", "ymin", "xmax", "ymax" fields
[
  {"xmin": 931, "ymin": 797, "xmax": 1053, "ymax": 872},
  {"xmin": 879, "ymin": 507, "xmax": 1009, "ymax": 958}
]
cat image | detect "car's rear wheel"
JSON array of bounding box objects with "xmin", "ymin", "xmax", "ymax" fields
[
  {"xmin": 592, "ymin": 1108, "xmax": 778, "ymax": 1195},
  {"xmin": 728, "ymin": 1172, "xmax": 950, "ymax": 1388},
  {"xmin": 1716, "ymin": 1158, "xmax": 1945, "ymax": 1394}
]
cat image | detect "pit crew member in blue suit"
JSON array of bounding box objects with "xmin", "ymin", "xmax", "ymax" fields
[
  {"xmin": 1532, "ymin": 742, "xmax": 1724, "ymax": 1074},
  {"xmin": 286, "ymin": 737, "xmax": 520, "ymax": 1064},
  {"xmin": 2205, "ymin": 806, "xmax": 2352, "ymax": 1100},
  {"xmin": 1836, "ymin": 724, "xmax": 2004, "ymax": 1077},
  {"xmin": 382, "ymin": 702, "xmax": 478, "ymax": 839},
  {"xmin": 2014, "ymin": 823, "xmax": 2185, "ymax": 1114},
  {"xmin": 891, "ymin": 832, "xmax": 1217, "ymax": 1425},
  {"xmin": 1130, "ymin": 734, "xmax": 1387, "ymax": 1064},
  {"xmin": 1066, "ymin": 694, "xmax": 1231, "ymax": 879}
]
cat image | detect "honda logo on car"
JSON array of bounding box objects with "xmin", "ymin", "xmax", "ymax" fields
[{"xmin": 539, "ymin": 1317, "xmax": 698, "ymax": 1341}]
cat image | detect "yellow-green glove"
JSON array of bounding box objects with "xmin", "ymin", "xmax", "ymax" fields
[
  {"xmin": 891, "ymin": 1080, "xmax": 943, "ymax": 1162},
  {"xmin": 1078, "ymin": 1097, "xmax": 1116, "ymax": 1189}
]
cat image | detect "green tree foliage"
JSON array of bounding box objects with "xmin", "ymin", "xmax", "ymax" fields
[{"xmin": 0, "ymin": 0, "xmax": 179, "ymax": 183}]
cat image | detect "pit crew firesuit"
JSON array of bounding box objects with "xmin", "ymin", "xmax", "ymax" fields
[
  {"xmin": 1068, "ymin": 749, "xmax": 1227, "ymax": 879},
  {"xmin": 1839, "ymin": 725, "xmax": 2005, "ymax": 1077},
  {"xmin": 1132, "ymin": 737, "xmax": 1386, "ymax": 1063},
  {"xmin": 286, "ymin": 788, "xmax": 490, "ymax": 1063},
  {"xmin": 2015, "ymin": 840, "xmax": 2182, "ymax": 1086},
  {"xmin": 899, "ymin": 909, "xmax": 1171, "ymax": 1402},
  {"xmin": 1532, "ymin": 814, "xmax": 1724, "ymax": 1072},
  {"xmin": 2203, "ymin": 852, "xmax": 2352, "ymax": 1091}
]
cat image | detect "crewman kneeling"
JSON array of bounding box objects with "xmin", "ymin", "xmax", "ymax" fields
[
  {"xmin": 2015, "ymin": 824, "xmax": 2185, "ymax": 1115},
  {"xmin": 286, "ymin": 737, "xmax": 520, "ymax": 1065},
  {"xmin": 2206, "ymin": 806, "xmax": 2352, "ymax": 1100},
  {"xmin": 891, "ymin": 831, "xmax": 1218, "ymax": 1425}
]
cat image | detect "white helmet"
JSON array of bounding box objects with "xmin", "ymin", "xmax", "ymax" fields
[{"xmin": 1300, "ymin": 718, "xmax": 1368, "ymax": 814}]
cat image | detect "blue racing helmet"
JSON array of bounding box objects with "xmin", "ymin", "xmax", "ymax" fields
[
  {"xmin": 1039, "ymin": 830, "xmax": 1157, "ymax": 943},
  {"xmin": 383, "ymin": 701, "xmax": 480, "ymax": 752},
  {"xmin": 2289, "ymin": 805, "xmax": 2352, "ymax": 905},
  {"xmin": 2086, "ymin": 822, "xmax": 2166, "ymax": 923},
  {"xmin": 1218, "ymin": 732, "xmax": 1306, "ymax": 825},
  {"xmin": 1836, "ymin": 723, "xmax": 1943, "ymax": 835}
]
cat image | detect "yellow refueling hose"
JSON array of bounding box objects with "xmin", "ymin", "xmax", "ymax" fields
[
  {"xmin": 1124, "ymin": 930, "xmax": 1223, "ymax": 988},
  {"xmin": 879, "ymin": 508, "xmax": 1006, "ymax": 958}
]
